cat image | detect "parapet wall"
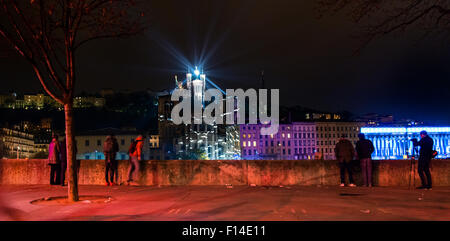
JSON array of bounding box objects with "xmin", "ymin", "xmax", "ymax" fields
[{"xmin": 0, "ymin": 159, "xmax": 449, "ymax": 186}]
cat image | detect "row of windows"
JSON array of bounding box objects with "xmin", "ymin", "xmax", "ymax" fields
[
  {"xmin": 241, "ymin": 125, "xmax": 315, "ymax": 132},
  {"xmin": 317, "ymin": 126, "xmax": 359, "ymax": 132},
  {"xmin": 318, "ymin": 140, "xmax": 336, "ymax": 146},
  {"xmin": 243, "ymin": 139, "xmax": 361, "ymax": 148},
  {"xmin": 243, "ymin": 139, "xmax": 316, "ymax": 148},
  {"xmin": 242, "ymin": 133, "xmax": 315, "ymax": 139},
  {"xmin": 317, "ymin": 133, "xmax": 358, "ymax": 139},
  {"xmin": 241, "ymin": 125, "xmax": 359, "ymax": 132},
  {"xmin": 242, "ymin": 131, "xmax": 360, "ymax": 140},
  {"xmin": 317, "ymin": 140, "xmax": 358, "ymax": 146},
  {"xmin": 319, "ymin": 148, "xmax": 335, "ymax": 154},
  {"xmin": 242, "ymin": 148, "xmax": 314, "ymax": 156},
  {"xmin": 84, "ymin": 153, "xmax": 128, "ymax": 160},
  {"xmin": 84, "ymin": 139, "xmax": 130, "ymax": 147}
]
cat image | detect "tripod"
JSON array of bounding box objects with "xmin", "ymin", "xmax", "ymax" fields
[{"xmin": 409, "ymin": 146, "xmax": 418, "ymax": 190}]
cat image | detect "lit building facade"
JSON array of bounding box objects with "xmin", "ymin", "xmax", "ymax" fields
[
  {"xmin": 24, "ymin": 94, "xmax": 46, "ymax": 109},
  {"xmin": 240, "ymin": 122, "xmax": 316, "ymax": 160},
  {"xmin": 240, "ymin": 121, "xmax": 365, "ymax": 160},
  {"xmin": 74, "ymin": 96, "xmax": 106, "ymax": 108},
  {"xmin": 0, "ymin": 128, "xmax": 35, "ymax": 159},
  {"xmin": 149, "ymin": 135, "xmax": 159, "ymax": 149},
  {"xmin": 1, "ymin": 93, "xmax": 104, "ymax": 110},
  {"xmin": 148, "ymin": 132, "xmax": 165, "ymax": 160},
  {"xmin": 315, "ymin": 122, "xmax": 365, "ymax": 160},
  {"xmin": 168, "ymin": 68, "xmax": 241, "ymax": 160},
  {"xmin": 22, "ymin": 93, "xmax": 61, "ymax": 109},
  {"xmin": 361, "ymin": 127, "xmax": 450, "ymax": 160},
  {"xmin": 305, "ymin": 112, "xmax": 342, "ymax": 121},
  {"xmin": 75, "ymin": 128, "xmax": 148, "ymax": 160},
  {"xmin": 224, "ymin": 125, "xmax": 241, "ymax": 159}
]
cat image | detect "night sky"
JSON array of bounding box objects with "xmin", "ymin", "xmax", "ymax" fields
[{"xmin": 1, "ymin": 0, "xmax": 449, "ymax": 124}]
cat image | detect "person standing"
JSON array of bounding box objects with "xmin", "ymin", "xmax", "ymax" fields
[
  {"xmin": 335, "ymin": 134, "xmax": 356, "ymax": 187},
  {"xmin": 103, "ymin": 135, "xmax": 119, "ymax": 186},
  {"xmin": 356, "ymin": 133, "xmax": 375, "ymax": 187},
  {"xmin": 59, "ymin": 137, "xmax": 67, "ymax": 186},
  {"xmin": 48, "ymin": 134, "xmax": 61, "ymax": 185},
  {"xmin": 127, "ymin": 135, "xmax": 144, "ymax": 186},
  {"xmin": 412, "ymin": 130, "xmax": 434, "ymax": 190}
]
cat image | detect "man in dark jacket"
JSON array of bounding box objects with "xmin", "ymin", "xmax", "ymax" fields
[
  {"xmin": 103, "ymin": 135, "xmax": 119, "ymax": 186},
  {"xmin": 356, "ymin": 133, "xmax": 375, "ymax": 187},
  {"xmin": 335, "ymin": 134, "xmax": 356, "ymax": 187},
  {"xmin": 412, "ymin": 130, "xmax": 434, "ymax": 190}
]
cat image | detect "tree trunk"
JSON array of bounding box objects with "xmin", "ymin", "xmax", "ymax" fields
[{"xmin": 64, "ymin": 101, "xmax": 79, "ymax": 202}]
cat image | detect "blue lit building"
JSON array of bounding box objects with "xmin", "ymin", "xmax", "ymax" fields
[{"xmin": 360, "ymin": 127, "xmax": 450, "ymax": 160}]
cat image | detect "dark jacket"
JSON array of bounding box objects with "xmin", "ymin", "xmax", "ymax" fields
[
  {"xmin": 335, "ymin": 139, "xmax": 355, "ymax": 162},
  {"xmin": 413, "ymin": 135, "xmax": 434, "ymax": 161},
  {"xmin": 59, "ymin": 138, "xmax": 77, "ymax": 163},
  {"xmin": 356, "ymin": 138, "xmax": 375, "ymax": 159},
  {"xmin": 103, "ymin": 136, "xmax": 119, "ymax": 154},
  {"xmin": 59, "ymin": 139, "xmax": 67, "ymax": 163}
]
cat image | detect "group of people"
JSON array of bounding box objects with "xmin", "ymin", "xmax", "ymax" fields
[
  {"xmin": 50, "ymin": 131, "xmax": 434, "ymax": 190},
  {"xmin": 335, "ymin": 130, "xmax": 434, "ymax": 190},
  {"xmin": 47, "ymin": 134, "xmax": 71, "ymax": 186},
  {"xmin": 48, "ymin": 133, "xmax": 144, "ymax": 186},
  {"xmin": 102, "ymin": 134, "xmax": 144, "ymax": 186}
]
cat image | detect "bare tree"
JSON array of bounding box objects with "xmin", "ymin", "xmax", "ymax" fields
[
  {"xmin": 0, "ymin": 0, "xmax": 149, "ymax": 202},
  {"xmin": 318, "ymin": 0, "xmax": 450, "ymax": 50}
]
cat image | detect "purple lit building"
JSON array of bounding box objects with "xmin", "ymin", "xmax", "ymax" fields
[{"xmin": 239, "ymin": 122, "xmax": 317, "ymax": 160}]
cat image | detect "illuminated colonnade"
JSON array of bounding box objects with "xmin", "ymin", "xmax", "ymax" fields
[{"xmin": 361, "ymin": 127, "xmax": 450, "ymax": 159}]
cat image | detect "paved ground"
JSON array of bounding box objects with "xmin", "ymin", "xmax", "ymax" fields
[{"xmin": 0, "ymin": 185, "xmax": 449, "ymax": 221}]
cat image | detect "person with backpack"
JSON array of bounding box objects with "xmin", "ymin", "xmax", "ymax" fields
[
  {"xmin": 335, "ymin": 134, "xmax": 356, "ymax": 187},
  {"xmin": 126, "ymin": 135, "xmax": 144, "ymax": 186},
  {"xmin": 412, "ymin": 130, "xmax": 434, "ymax": 190},
  {"xmin": 356, "ymin": 133, "xmax": 375, "ymax": 187},
  {"xmin": 48, "ymin": 134, "xmax": 61, "ymax": 185},
  {"xmin": 103, "ymin": 135, "xmax": 119, "ymax": 186}
]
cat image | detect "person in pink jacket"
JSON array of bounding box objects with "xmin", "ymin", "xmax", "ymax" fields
[{"xmin": 48, "ymin": 134, "xmax": 61, "ymax": 185}]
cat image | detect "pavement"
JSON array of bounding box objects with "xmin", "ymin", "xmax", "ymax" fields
[{"xmin": 0, "ymin": 184, "xmax": 449, "ymax": 221}]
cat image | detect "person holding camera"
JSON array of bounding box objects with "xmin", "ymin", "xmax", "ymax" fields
[{"xmin": 411, "ymin": 130, "xmax": 434, "ymax": 190}]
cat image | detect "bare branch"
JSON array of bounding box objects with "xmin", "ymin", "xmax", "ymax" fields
[{"xmin": 318, "ymin": 0, "xmax": 450, "ymax": 49}]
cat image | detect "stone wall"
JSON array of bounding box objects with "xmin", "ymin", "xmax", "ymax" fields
[{"xmin": 0, "ymin": 159, "xmax": 449, "ymax": 186}]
